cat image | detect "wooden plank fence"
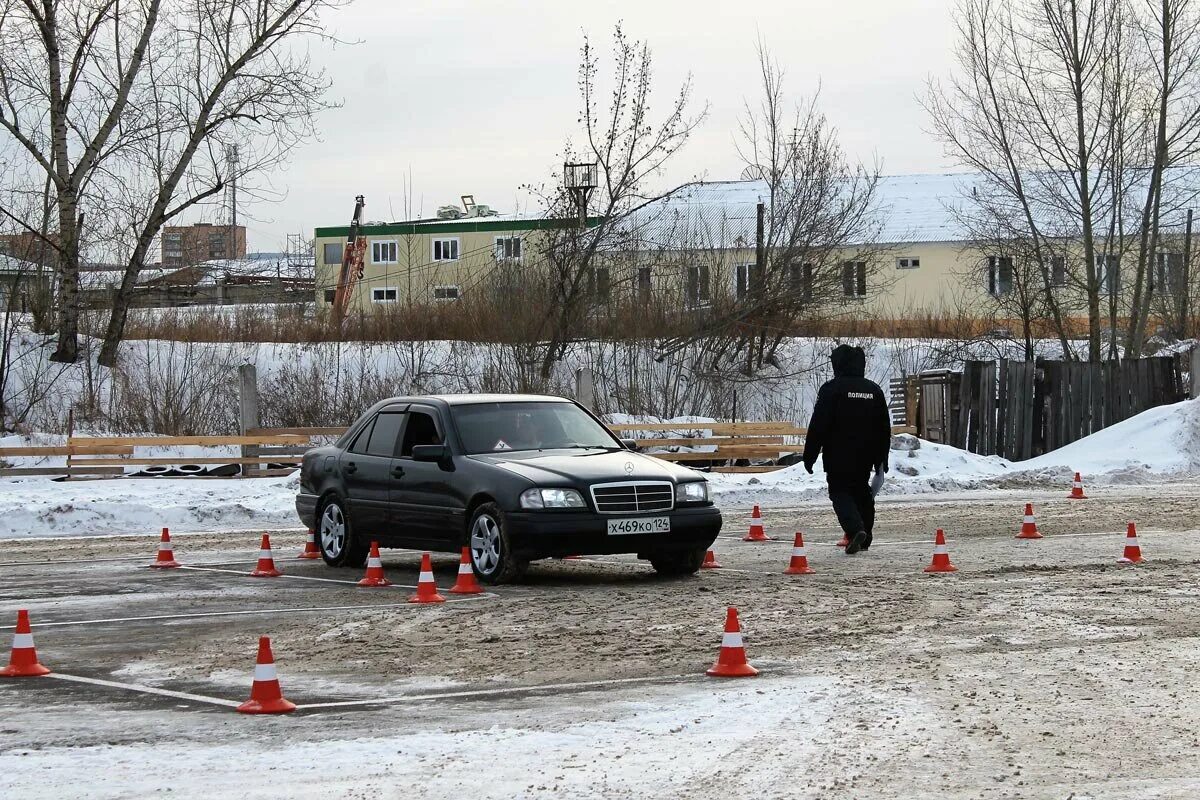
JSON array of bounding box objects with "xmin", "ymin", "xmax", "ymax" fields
[{"xmin": 909, "ymin": 356, "xmax": 1185, "ymax": 460}]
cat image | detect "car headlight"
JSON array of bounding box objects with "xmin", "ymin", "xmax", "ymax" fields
[
  {"xmin": 675, "ymin": 481, "xmax": 709, "ymax": 503},
  {"xmin": 520, "ymin": 488, "xmax": 587, "ymax": 510}
]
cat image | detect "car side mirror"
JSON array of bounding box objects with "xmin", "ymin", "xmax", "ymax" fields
[
  {"xmin": 620, "ymin": 438, "xmax": 640, "ymax": 452},
  {"xmin": 411, "ymin": 444, "xmax": 450, "ymax": 463}
]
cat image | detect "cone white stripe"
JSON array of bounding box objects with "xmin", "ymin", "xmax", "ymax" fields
[
  {"xmin": 419, "ymin": 570, "xmax": 434, "ymax": 583},
  {"xmin": 1023, "ymin": 516, "xmax": 1035, "ymax": 523},
  {"xmin": 254, "ymin": 663, "xmax": 278, "ymax": 682},
  {"xmin": 259, "ymin": 549, "xmax": 272, "ymax": 559},
  {"xmin": 933, "ymin": 545, "xmax": 948, "ymax": 554},
  {"xmin": 721, "ymin": 632, "xmax": 743, "ymax": 648},
  {"xmin": 12, "ymin": 633, "xmax": 34, "ymax": 649},
  {"xmin": 458, "ymin": 563, "xmax": 471, "ymax": 574},
  {"xmin": 367, "ymin": 557, "xmax": 382, "ymax": 567},
  {"xmin": 791, "ymin": 547, "xmax": 806, "ymax": 556}
]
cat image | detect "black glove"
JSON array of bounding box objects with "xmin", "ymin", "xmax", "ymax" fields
[
  {"xmin": 804, "ymin": 462, "xmax": 814, "ymax": 475},
  {"xmin": 876, "ymin": 461, "xmax": 888, "ymax": 474}
]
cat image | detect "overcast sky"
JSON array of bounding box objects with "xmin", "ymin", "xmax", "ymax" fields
[{"xmin": 234, "ymin": 0, "xmax": 960, "ymax": 252}]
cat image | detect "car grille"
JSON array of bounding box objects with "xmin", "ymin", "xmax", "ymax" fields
[{"xmin": 590, "ymin": 481, "xmax": 674, "ymax": 514}]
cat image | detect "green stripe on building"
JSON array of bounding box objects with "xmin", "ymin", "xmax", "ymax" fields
[{"xmin": 314, "ymin": 216, "xmax": 605, "ymax": 238}]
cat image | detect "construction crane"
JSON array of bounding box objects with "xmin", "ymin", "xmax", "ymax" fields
[{"xmin": 331, "ymin": 195, "xmax": 367, "ymax": 324}]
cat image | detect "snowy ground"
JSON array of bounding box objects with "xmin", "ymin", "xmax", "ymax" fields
[{"xmin": 2, "ymin": 489, "xmax": 1199, "ymax": 799}]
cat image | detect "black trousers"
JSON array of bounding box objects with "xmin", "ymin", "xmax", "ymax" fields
[{"xmin": 827, "ymin": 471, "xmax": 875, "ymax": 541}]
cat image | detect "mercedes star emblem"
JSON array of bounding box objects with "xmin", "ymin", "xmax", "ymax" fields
[{"xmin": 624, "ymin": 461, "xmax": 635, "ymax": 475}]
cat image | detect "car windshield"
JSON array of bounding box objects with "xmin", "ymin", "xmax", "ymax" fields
[{"xmin": 451, "ymin": 401, "xmax": 621, "ymax": 455}]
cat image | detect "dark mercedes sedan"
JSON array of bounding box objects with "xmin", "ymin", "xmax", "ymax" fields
[{"xmin": 295, "ymin": 394, "xmax": 722, "ymax": 583}]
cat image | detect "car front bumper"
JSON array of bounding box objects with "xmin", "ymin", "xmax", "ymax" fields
[
  {"xmin": 505, "ymin": 505, "xmax": 722, "ymax": 559},
  {"xmin": 295, "ymin": 493, "xmax": 319, "ymax": 529}
]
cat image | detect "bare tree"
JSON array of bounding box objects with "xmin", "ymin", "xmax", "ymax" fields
[
  {"xmin": 521, "ymin": 24, "xmax": 705, "ymax": 387},
  {"xmin": 0, "ymin": 0, "xmax": 162, "ymax": 363},
  {"xmin": 0, "ymin": 0, "xmax": 346, "ymax": 366},
  {"xmin": 658, "ymin": 44, "xmax": 889, "ymax": 375},
  {"xmin": 95, "ymin": 0, "xmax": 343, "ymax": 367}
]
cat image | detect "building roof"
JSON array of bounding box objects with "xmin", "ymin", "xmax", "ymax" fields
[{"xmin": 315, "ymin": 211, "xmax": 601, "ymax": 239}]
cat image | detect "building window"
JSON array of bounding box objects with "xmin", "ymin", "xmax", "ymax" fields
[
  {"xmin": 987, "ymin": 256, "xmax": 1013, "ymax": 297},
  {"xmin": 686, "ymin": 264, "xmax": 710, "ymax": 307},
  {"xmin": 896, "ymin": 256, "xmax": 920, "ymax": 270},
  {"xmin": 789, "ymin": 262, "xmax": 813, "ymax": 301},
  {"xmin": 1050, "ymin": 255, "xmax": 1067, "ymax": 288},
  {"xmin": 323, "ymin": 289, "xmax": 337, "ymax": 303},
  {"xmin": 589, "ymin": 267, "xmax": 610, "ymax": 303},
  {"xmin": 371, "ymin": 287, "xmax": 398, "ymax": 303},
  {"xmin": 735, "ymin": 263, "xmax": 763, "ymax": 300},
  {"xmin": 433, "ymin": 285, "xmax": 461, "ymax": 301},
  {"xmin": 433, "ymin": 238, "xmax": 460, "ymax": 262},
  {"xmin": 637, "ymin": 267, "xmax": 652, "ymax": 300},
  {"xmin": 1155, "ymin": 252, "xmax": 1182, "ymax": 295},
  {"xmin": 1096, "ymin": 254, "xmax": 1120, "ymax": 295},
  {"xmin": 323, "ymin": 242, "xmax": 344, "ymax": 265},
  {"xmin": 371, "ymin": 240, "xmax": 397, "ymax": 264},
  {"xmin": 842, "ymin": 261, "xmax": 867, "ymax": 297},
  {"xmin": 494, "ymin": 236, "xmax": 522, "ymax": 261}
]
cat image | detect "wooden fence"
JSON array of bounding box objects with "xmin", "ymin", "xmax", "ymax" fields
[{"xmin": 912, "ymin": 356, "xmax": 1186, "ymax": 460}]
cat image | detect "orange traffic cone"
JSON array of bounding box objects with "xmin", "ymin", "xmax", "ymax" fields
[
  {"xmin": 836, "ymin": 534, "xmax": 850, "ymax": 548},
  {"xmin": 1016, "ymin": 503, "xmax": 1042, "ymax": 540},
  {"xmin": 743, "ymin": 505, "xmax": 770, "ymax": 542},
  {"xmin": 1119, "ymin": 521, "xmax": 1144, "ymax": 564},
  {"xmin": 297, "ymin": 529, "xmax": 320, "ymax": 559},
  {"xmin": 149, "ymin": 527, "xmax": 180, "ymax": 569},
  {"xmin": 236, "ymin": 636, "xmax": 295, "ymax": 714},
  {"xmin": 706, "ymin": 606, "xmax": 759, "ymax": 677},
  {"xmin": 250, "ymin": 533, "xmax": 283, "ymax": 577},
  {"xmin": 448, "ymin": 547, "xmax": 484, "ymax": 595},
  {"xmin": 358, "ymin": 541, "xmax": 392, "ymax": 587},
  {"xmin": 783, "ymin": 532, "xmax": 815, "ymax": 575},
  {"xmin": 923, "ymin": 528, "xmax": 958, "ymax": 573},
  {"xmin": 408, "ymin": 552, "xmax": 446, "ymax": 604},
  {"xmin": 701, "ymin": 549, "xmax": 722, "ymax": 569},
  {"xmin": 0, "ymin": 610, "xmax": 50, "ymax": 677},
  {"xmin": 1068, "ymin": 472, "xmax": 1088, "ymax": 500}
]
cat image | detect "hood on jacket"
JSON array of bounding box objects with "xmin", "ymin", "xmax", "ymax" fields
[{"xmin": 830, "ymin": 344, "xmax": 866, "ymax": 378}]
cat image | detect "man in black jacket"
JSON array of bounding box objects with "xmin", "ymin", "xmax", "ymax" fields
[{"xmin": 801, "ymin": 344, "xmax": 892, "ymax": 555}]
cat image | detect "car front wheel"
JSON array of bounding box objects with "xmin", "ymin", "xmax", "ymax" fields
[
  {"xmin": 648, "ymin": 546, "xmax": 707, "ymax": 577},
  {"xmin": 318, "ymin": 495, "xmax": 369, "ymax": 568},
  {"xmin": 469, "ymin": 503, "xmax": 527, "ymax": 585}
]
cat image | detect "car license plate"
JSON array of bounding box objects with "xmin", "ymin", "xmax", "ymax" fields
[{"xmin": 607, "ymin": 516, "xmax": 671, "ymax": 535}]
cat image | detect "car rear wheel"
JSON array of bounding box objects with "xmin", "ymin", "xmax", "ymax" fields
[
  {"xmin": 469, "ymin": 503, "xmax": 527, "ymax": 585},
  {"xmin": 318, "ymin": 495, "xmax": 369, "ymax": 568},
  {"xmin": 648, "ymin": 546, "xmax": 707, "ymax": 577}
]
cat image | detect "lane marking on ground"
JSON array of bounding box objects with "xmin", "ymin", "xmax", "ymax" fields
[
  {"xmin": 716, "ymin": 528, "xmax": 1192, "ymax": 547},
  {"xmin": 0, "ymin": 527, "xmax": 308, "ymax": 543},
  {"xmin": 294, "ymin": 674, "xmax": 699, "ymax": 710},
  {"xmin": 0, "ymin": 598, "xmax": 490, "ymax": 630},
  {"xmin": 45, "ymin": 673, "xmax": 240, "ymax": 708},
  {"xmin": 176, "ymin": 564, "xmax": 425, "ymax": 589}
]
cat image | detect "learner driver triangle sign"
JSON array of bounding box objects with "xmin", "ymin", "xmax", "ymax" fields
[{"xmin": 493, "ymin": 439, "xmax": 512, "ymax": 451}]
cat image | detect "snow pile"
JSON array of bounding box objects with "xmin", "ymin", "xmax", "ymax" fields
[{"xmin": 0, "ymin": 473, "xmax": 301, "ymax": 538}]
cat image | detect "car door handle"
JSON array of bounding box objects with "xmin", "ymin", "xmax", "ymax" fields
[
  {"xmin": 391, "ymin": 466, "xmax": 405, "ymax": 479},
  {"xmin": 344, "ymin": 462, "xmax": 357, "ymax": 474}
]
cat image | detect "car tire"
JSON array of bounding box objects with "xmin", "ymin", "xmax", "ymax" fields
[
  {"xmin": 317, "ymin": 494, "xmax": 369, "ymax": 568},
  {"xmin": 468, "ymin": 503, "xmax": 528, "ymax": 585},
  {"xmin": 648, "ymin": 546, "xmax": 707, "ymax": 577}
]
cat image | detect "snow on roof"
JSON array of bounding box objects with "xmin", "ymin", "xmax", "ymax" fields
[
  {"xmin": 625, "ymin": 173, "xmax": 980, "ymax": 249},
  {"xmin": 0, "ymin": 253, "xmax": 40, "ymax": 273}
]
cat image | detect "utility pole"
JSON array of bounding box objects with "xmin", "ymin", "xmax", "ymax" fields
[
  {"xmin": 1183, "ymin": 208, "xmax": 1193, "ymax": 339},
  {"xmin": 226, "ymin": 144, "xmax": 239, "ymax": 259},
  {"xmin": 754, "ymin": 201, "xmax": 765, "ymax": 294}
]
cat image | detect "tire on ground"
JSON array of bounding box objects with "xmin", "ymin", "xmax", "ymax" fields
[
  {"xmin": 316, "ymin": 494, "xmax": 369, "ymax": 568},
  {"xmin": 648, "ymin": 546, "xmax": 707, "ymax": 577},
  {"xmin": 468, "ymin": 502, "xmax": 528, "ymax": 585}
]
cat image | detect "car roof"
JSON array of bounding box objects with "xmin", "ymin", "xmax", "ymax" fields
[{"xmin": 388, "ymin": 393, "xmax": 573, "ymax": 407}]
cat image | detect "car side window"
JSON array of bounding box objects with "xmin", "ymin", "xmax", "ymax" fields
[
  {"xmin": 347, "ymin": 417, "xmax": 376, "ymax": 455},
  {"xmin": 364, "ymin": 412, "xmax": 404, "ymax": 458},
  {"xmin": 399, "ymin": 410, "xmax": 442, "ymax": 457}
]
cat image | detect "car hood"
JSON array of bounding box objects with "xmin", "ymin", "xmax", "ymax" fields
[{"xmin": 469, "ymin": 449, "xmax": 693, "ymax": 485}]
